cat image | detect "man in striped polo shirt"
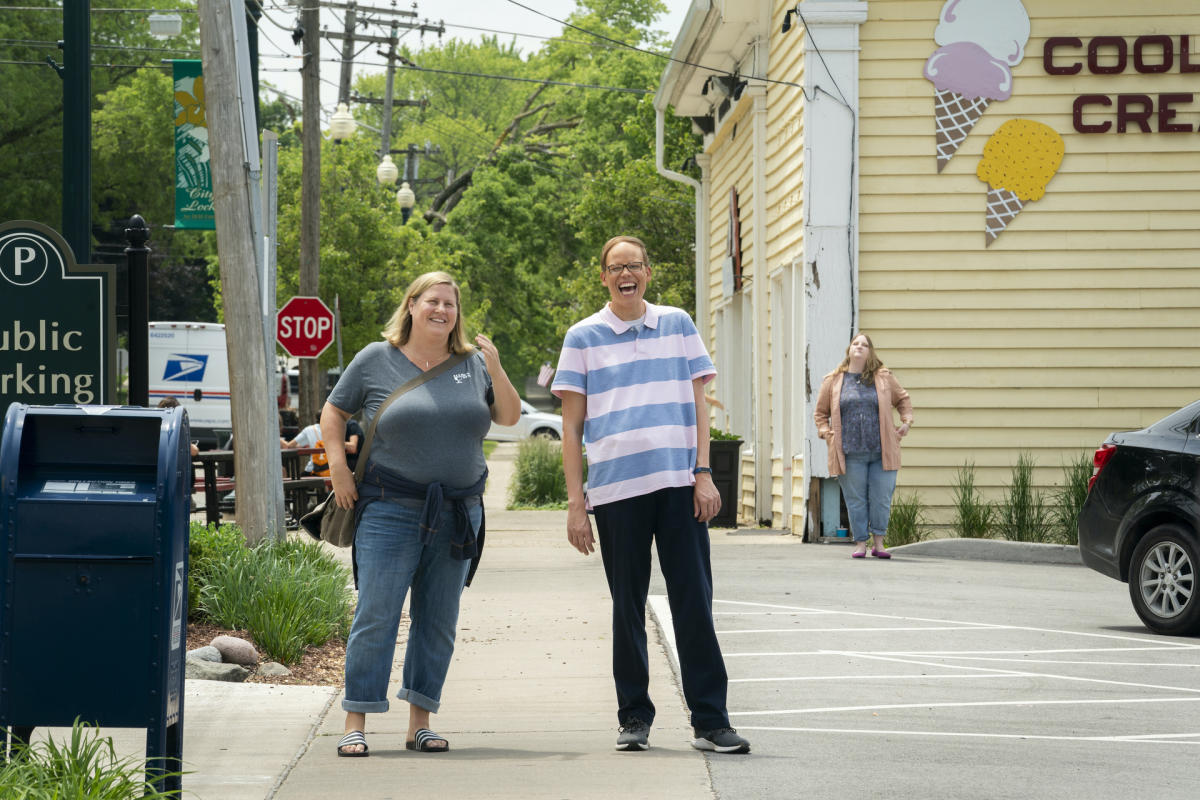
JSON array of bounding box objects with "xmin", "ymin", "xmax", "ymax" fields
[{"xmin": 552, "ymin": 235, "xmax": 750, "ymax": 755}]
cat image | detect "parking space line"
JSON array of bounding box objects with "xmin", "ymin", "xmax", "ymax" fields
[
  {"xmin": 719, "ymin": 626, "xmax": 995, "ymax": 634},
  {"xmin": 730, "ymin": 725, "xmax": 1200, "ymax": 746},
  {"xmin": 729, "ymin": 674, "xmax": 1012, "ymax": 684},
  {"xmin": 729, "ymin": 696, "xmax": 1200, "ymax": 717},
  {"xmin": 840, "ymin": 650, "xmax": 1200, "ymax": 694}
]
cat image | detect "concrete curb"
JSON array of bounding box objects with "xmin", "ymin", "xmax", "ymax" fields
[{"xmin": 892, "ymin": 537, "xmax": 1083, "ymax": 565}]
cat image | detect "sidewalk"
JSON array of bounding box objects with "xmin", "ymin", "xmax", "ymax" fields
[{"xmin": 56, "ymin": 442, "xmax": 709, "ymax": 799}]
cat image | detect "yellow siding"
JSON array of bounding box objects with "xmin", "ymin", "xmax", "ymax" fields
[
  {"xmin": 765, "ymin": 0, "xmax": 807, "ymax": 269},
  {"xmin": 859, "ymin": 0, "xmax": 1200, "ymax": 522}
]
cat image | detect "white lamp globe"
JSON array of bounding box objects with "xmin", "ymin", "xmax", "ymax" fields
[
  {"xmin": 329, "ymin": 103, "xmax": 356, "ymax": 141},
  {"xmin": 376, "ymin": 155, "xmax": 399, "ymax": 186}
]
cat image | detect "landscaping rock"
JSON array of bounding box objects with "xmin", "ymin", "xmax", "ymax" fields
[
  {"xmin": 259, "ymin": 661, "xmax": 292, "ymax": 678},
  {"xmin": 211, "ymin": 634, "xmax": 259, "ymax": 666},
  {"xmin": 186, "ymin": 645, "xmax": 222, "ymax": 663},
  {"xmin": 186, "ymin": 658, "xmax": 250, "ymax": 682}
]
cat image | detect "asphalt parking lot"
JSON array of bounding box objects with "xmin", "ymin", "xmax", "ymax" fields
[{"xmin": 650, "ymin": 534, "xmax": 1200, "ymax": 800}]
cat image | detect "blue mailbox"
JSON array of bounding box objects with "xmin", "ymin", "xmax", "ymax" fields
[{"xmin": 0, "ymin": 404, "xmax": 189, "ymax": 792}]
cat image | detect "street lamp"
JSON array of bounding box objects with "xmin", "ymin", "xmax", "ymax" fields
[
  {"xmin": 329, "ymin": 103, "xmax": 356, "ymax": 142},
  {"xmin": 148, "ymin": 13, "xmax": 182, "ymax": 39},
  {"xmin": 396, "ymin": 181, "xmax": 415, "ymax": 224},
  {"xmin": 376, "ymin": 155, "xmax": 399, "ymax": 186}
]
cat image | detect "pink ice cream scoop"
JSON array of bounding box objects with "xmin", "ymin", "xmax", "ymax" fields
[{"xmin": 923, "ymin": 41, "xmax": 1013, "ymax": 101}]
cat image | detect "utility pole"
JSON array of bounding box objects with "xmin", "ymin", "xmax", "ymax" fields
[
  {"xmin": 336, "ymin": 1, "xmax": 357, "ymax": 105},
  {"xmin": 380, "ymin": 20, "xmax": 398, "ymax": 159},
  {"xmin": 298, "ymin": 0, "xmax": 322, "ymax": 425},
  {"xmin": 198, "ymin": 0, "xmax": 279, "ymax": 544}
]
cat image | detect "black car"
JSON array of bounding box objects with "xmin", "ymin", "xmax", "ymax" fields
[{"xmin": 1078, "ymin": 399, "xmax": 1200, "ymax": 636}]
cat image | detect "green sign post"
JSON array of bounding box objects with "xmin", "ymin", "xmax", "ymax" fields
[{"xmin": 0, "ymin": 221, "xmax": 116, "ymax": 412}]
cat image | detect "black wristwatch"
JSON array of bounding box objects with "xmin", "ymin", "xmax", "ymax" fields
[{"xmin": 693, "ymin": 466, "xmax": 712, "ymax": 475}]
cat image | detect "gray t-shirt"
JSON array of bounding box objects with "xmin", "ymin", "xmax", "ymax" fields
[{"xmin": 327, "ymin": 341, "xmax": 493, "ymax": 487}]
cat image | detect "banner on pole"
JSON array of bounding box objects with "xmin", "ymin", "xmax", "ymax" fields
[{"xmin": 173, "ymin": 60, "xmax": 214, "ymax": 229}]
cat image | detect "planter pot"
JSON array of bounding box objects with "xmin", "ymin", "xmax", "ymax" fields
[{"xmin": 709, "ymin": 439, "xmax": 743, "ymax": 528}]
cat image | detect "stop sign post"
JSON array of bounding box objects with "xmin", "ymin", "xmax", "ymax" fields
[{"xmin": 276, "ymin": 296, "xmax": 335, "ymax": 358}]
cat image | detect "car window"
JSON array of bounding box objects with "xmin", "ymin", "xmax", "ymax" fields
[{"xmin": 1148, "ymin": 399, "xmax": 1200, "ymax": 435}]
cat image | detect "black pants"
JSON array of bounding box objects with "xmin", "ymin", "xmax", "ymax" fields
[{"xmin": 595, "ymin": 486, "xmax": 730, "ymax": 732}]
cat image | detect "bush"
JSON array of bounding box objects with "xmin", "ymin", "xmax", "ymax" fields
[
  {"xmin": 0, "ymin": 720, "xmax": 182, "ymax": 799},
  {"xmin": 996, "ymin": 452, "xmax": 1053, "ymax": 543},
  {"xmin": 951, "ymin": 461, "xmax": 993, "ymax": 538},
  {"xmin": 887, "ymin": 493, "xmax": 927, "ymax": 546},
  {"xmin": 509, "ymin": 436, "xmax": 570, "ymax": 507},
  {"xmin": 187, "ymin": 521, "xmax": 245, "ymax": 620},
  {"xmin": 196, "ymin": 537, "xmax": 353, "ymax": 664},
  {"xmin": 1051, "ymin": 453, "xmax": 1092, "ymax": 545}
]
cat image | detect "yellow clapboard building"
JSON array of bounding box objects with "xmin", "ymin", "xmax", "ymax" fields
[{"xmin": 655, "ymin": 0, "xmax": 1200, "ymax": 535}]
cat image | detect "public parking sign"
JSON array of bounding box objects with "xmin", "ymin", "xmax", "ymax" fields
[
  {"xmin": 0, "ymin": 221, "xmax": 116, "ymax": 410},
  {"xmin": 276, "ymin": 296, "xmax": 334, "ymax": 358}
]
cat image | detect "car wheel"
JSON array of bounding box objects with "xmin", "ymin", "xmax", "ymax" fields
[
  {"xmin": 1128, "ymin": 524, "xmax": 1200, "ymax": 636},
  {"xmin": 532, "ymin": 428, "xmax": 560, "ymax": 440}
]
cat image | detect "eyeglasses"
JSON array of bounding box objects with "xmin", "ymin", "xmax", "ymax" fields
[{"xmin": 604, "ymin": 262, "xmax": 646, "ymax": 275}]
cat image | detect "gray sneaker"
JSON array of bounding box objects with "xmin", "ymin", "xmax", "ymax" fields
[
  {"xmin": 615, "ymin": 718, "xmax": 650, "ymax": 751},
  {"xmin": 691, "ymin": 727, "xmax": 750, "ymax": 754}
]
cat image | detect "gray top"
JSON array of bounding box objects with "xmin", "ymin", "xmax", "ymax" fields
[
  {"xmin": 327, "ymin": 341, "xmax": 493, "ymax": 486},
  {"xmin": 839, "ymin": 372, "xmax": 881, "ymax": 454}
]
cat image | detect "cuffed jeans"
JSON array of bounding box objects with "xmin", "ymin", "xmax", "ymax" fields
[
  {"xmin": 594, "ymin": 486, "xmax": 730, "ymax": 732},
  {"xmin": 342, "ymin": 498, "xmax": 478, "ymax": 714},
  {"xmin": 838, "ymin": 451, "xmax": 898, "ymax": 543}
]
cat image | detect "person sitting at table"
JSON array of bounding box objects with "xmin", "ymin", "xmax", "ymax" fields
[{"xmin": 283, "ymin": 415, "xmax": 362, "ymax": 475}]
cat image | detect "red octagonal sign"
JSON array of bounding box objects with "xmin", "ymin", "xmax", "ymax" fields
[{"xmin": 277, "ymin": 296, "xmax": 335, "ymax": 358}]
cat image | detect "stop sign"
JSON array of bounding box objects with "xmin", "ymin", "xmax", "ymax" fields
[{"xmin": 276, "ymin": 296, "xmax": 335, "ymax": 358}]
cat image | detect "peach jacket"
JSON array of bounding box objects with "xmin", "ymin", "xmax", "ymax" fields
[{"xmin": 813, "ymin": 368, "xmax": 913, "ymax": 476}]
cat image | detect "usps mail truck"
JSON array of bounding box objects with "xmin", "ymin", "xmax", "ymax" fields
[{"xmin": 148, "ymin": 322, "xmax": 232, "ymax": 449}]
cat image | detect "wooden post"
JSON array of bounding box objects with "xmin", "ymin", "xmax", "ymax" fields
[{"xmin": 198, "ymin": 0, "xmax": 274, "ymax": 544}]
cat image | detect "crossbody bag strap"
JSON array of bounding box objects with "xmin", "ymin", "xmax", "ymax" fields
[{"xmin": 351, "ymin": 349, "xmax": 474, "ymax": 482}]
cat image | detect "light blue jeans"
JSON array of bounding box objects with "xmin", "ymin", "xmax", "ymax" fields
[
  {"xmin": 838, "ymin": 452, "xmax": 898, "ymax": 543},
  {"xmin": 342, "ymin": 498, "xmax": 478, "ymax": 714}
]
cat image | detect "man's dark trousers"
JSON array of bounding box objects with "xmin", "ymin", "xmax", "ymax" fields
[{"xmin": 595, "ymin": 485, "xmax": 730, "ymax": 731}]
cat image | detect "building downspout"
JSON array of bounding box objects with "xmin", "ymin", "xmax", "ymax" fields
[{"xmin": 655, "ymin": 108, "xmax": 708, "ymax": 342}]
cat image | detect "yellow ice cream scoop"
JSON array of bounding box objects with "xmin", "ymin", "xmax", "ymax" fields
[{"xmin": 976, "ymin": 119, "xmax": 1064, "ymax": 202}]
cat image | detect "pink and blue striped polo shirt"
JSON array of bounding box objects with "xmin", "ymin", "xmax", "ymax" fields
[{"xmin": 552, "ymin": 302, "xmax": 716, "ymax": 507}]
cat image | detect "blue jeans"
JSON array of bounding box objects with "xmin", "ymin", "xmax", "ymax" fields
[
  {"xmin": 342, "ymin": 498, "xmax": 479, "ymax": 714},
  {"xmin": 838, "ymin": 452, "xmax": 898, "ymax": 543}
]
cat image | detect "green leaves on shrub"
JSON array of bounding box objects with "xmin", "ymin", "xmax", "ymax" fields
[
  {"xmin": 195, "ymin": 537, "xmax": 353, "ymax": 665},
  {"xmin": 509, "ymin": 437, "xmax": 572, "ymax": 508},
  {"xmin": 187, "ymin": 522, "xmax": 245, "ymax": 620},
  {"xmin": 1051, "ymin": 454, "xmax": 1092, "ymax": 545},
  {"xmin": 951, "ymin": 461, "xmax": 994, "ymax": 538},
  {"xmin": 887, "ymin": 493, "xmax": 927, "ymax": 546},
  {"xmin": 0, "ymin": 720, "xmax": 183, "ymax": 799},
  {"xmin": 997, "ymin": 452, "xmax": 1053, "ymax": 543}
]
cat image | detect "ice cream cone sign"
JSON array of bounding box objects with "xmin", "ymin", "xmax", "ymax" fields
[
  {"xmin": 923, "ymin": 0, "xmax": 1030, "ymax": 172},
  {"xmin": 976, "ymin": 120, "xmax": 1064, "ymax": 247}
]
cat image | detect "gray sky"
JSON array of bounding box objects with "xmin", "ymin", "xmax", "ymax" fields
[{"xmin": 255, "ymin": 0, "xmax": 693, "ymax": 122}]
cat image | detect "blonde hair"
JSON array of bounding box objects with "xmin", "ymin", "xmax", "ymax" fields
[
  {"xmin": 835, "ymin": 332, "xmax": 884, "ymax": 384},
  {"xmin": 381, "ymin": 271, "xmax": 473, "ymax": 354},
  {"xmin": 600, "ymin": 235, "xmax": 649, "ymax": 269}
]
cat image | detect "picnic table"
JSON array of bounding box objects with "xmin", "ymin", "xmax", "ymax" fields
[{"xmin": 193, "ymin": 447, "xmax": 330, "ymax": 527}]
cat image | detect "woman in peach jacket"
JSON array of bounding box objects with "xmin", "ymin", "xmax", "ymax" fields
[{"xmin": 814, "ymin": 333, "xmax": 913, "ymax": 558}]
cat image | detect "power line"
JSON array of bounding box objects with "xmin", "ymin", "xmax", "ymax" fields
[
  {"xmin": 501, "ymin": 0, "xmax": 808, "ymax": 94},
  {"xmin": 326, "ymin": 58, "xmax": 652, "ymax": 94}
]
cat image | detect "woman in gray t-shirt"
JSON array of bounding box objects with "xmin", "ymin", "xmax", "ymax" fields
[{"xmin": 321, "ymin": 271, "xmax": 520, "ymax": 757}]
